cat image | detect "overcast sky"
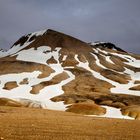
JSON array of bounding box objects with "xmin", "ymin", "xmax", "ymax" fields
[{"xmin": 0, "ymin": 0, "xmax": 140, "ymax": 53}]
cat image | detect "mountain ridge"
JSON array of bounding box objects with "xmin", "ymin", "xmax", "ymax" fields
[{"xmin": 0, "ymin": 29, "xmax": 140, "ymax": 120}]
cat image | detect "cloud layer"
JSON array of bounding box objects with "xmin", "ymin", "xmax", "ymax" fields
[{"xmin": 0, "ymin": 0, "xmax": 140, "ymax": 53}]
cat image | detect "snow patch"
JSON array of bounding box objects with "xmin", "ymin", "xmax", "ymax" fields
[
  {"xmin": 5, "ymin": 29, "xmax": 47, "ymax": 56},
  {"xmin": 111, "ymin": 68, "xmax": 140, "ymax": 96},
  {"xmin": 98, "ymin": 48, "xmax": 140, "ymax": 68},
  {"xmin": 75, "ymin": 54, "xmax": 140, "ymax": 96},
  {"xmin": 87, "ymin": 106, "xmax": 133, "ymax": 119},
  {"xmin": 0, "ymin": 52, "xmax": 75, "ymax": 111},
  {"xmin": 101, "ymin": 106, "xmax": 133, "ymax": 119},
  {"xmin": 90, "ymin": 42, "xmax": 106, "ymax": 46},
  {"xmin": 62, "ymin": 55, "xmax": 67, "ymax": 61},
  {"xmin": 91, "ymin": 53, "xmax": 106, "ymax": 69},
  {"xmin": 14, "ymin": 46, "xmax": 61, "ymax": 65},
  {"xmin": 29, "ymin": 29, "xmax": 46, "ymax": 37}
]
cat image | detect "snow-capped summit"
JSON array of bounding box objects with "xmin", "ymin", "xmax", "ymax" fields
[{"xmin": 0, "ymin": 29, "xmax": 140, "ymax": 120}]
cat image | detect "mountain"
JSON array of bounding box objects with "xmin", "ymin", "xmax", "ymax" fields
[{"xmin": 0, "ymin": 29, "xmax": 140, "ymax": 120}]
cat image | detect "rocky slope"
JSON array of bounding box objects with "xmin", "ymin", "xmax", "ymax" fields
[{"xmin": 0, "ymin": 29, "xmax": 140, "ymax": 119}]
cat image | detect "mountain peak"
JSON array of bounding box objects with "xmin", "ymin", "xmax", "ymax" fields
[
  {"xmin": 9, "ymin": 29, "xmax": 91, "ymax": 54},
  {"xmin": 1, "ymin": 28, "xmax": 140, "ymax": 120},
  {"xmin": 10, "ymin": 29, "xmax": 126, "ymax": 55},
  {"xmin": 12, "ymin": 29, "xmax": 88, "ymax": 48},
  {"xmin": 43, "ymin": 29, "xmax": 90, "ymax": 49}
]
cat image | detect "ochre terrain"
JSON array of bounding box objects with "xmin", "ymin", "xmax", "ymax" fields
[{"xmin": 0, "ymin": 106, "xmax": 140, "ymax": 140}]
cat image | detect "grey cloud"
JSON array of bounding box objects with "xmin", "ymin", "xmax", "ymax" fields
[{"xmin": 0, "ymin": 0, "xmax": 140, "ymax": 53}]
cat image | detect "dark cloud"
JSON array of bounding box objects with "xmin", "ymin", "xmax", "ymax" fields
[{"xmin": 0, "ymin": 0, "xmax": 140, "ymax": 53}]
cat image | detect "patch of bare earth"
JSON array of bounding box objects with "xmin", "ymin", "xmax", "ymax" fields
[
  {"xmin": 0, "ymin": 106, "xmax": 140, "ymax": 140},
  {"xmin": 19, "ymin": 78, "xmax": 29, "ymax": 85},
  {"xmin": 66, "ymin": 102, "xmax": 106, "ymax": 115},
  {"xmin": 121, "ymin": 105, "xmax": 140, "ymax": 119},
  {"xmin": 0, "ymin": 98, "xmax": 23, "ymax": 107},
  {"xmin": 129, "ymin": 85, "xmax": 140, "ymax": 91},
  {"xmin": 134, "ymin": 81, "xmax": 140, "ymax": 84},
  {"xmin": 3, "ymin": 81, "xmax": 18, "ymax": 90},
  {"xmin": 0, "ymin": 60, "xmax": 54, "ymax": 78},
  {"xmin": 30, "ymin": 72, "xmax": 69, "ymax": 94}
]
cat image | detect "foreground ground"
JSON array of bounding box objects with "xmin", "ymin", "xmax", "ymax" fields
[{"xmin": 0, "ymin": 106, "xmax": 140, "ymax": 140}]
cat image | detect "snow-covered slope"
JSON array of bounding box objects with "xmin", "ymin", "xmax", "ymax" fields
[
  {"xmin": 0, "ymin": 29, "xmax": 140, "ymax": 120},
  {"xmin": 0, "ymin": 48, "xmax": 7, "ymax": 58}
]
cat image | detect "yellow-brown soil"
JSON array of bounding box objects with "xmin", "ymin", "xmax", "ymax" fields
[
  {"xmin": 129, "ymin": 85, "xmax": 140, "ymax": 91},
  {"xmin": 66, "ymin": 102, "xmax": 106, "ymax": 115},
  {"xmin": 134, "ymin": 81, "xmax": 140, "ymax": 84},
  {"xmin": 19, "ymin": 78, "xmax": 29, "ymax": 85},
  {"xmin": 0, "ymin": 60, "xmax": 54, "ymax": 78},
  {"xmin": 0, "ymin": 106, "xmax": 140, "ymax": 140},
  {"xmin": 0, "ymin": 98, "xmax": 23, "ymax": 107},
  {"xmin": 121, "ymin": 105, "xmax": 140, "ymax": 119},
  {"xmin": 3, "ymin": 81, "xmax": 18, "ymax": 90},
  {"xmin": 30, "ymin": 72, "xmax": 69, "ymax": 94}
]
